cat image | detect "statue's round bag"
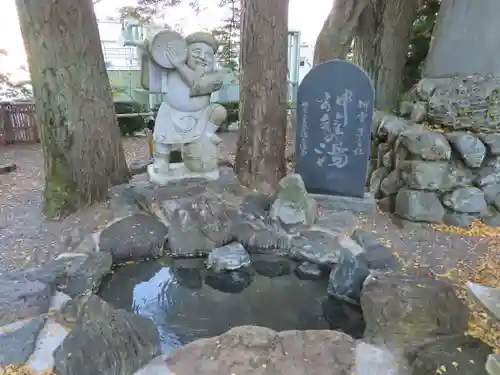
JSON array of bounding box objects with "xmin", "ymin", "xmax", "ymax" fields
[{"xmin": 148, "ymin": 30, "xmax": 188, "ymax": 69}]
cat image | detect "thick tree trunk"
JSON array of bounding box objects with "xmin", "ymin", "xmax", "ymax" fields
[
  {"xmin": 16, "ymin": 0, "xmax": 130, "ymax": 218},
  {"xmin": 235, "ymin": 0, "xmax": 288, "ymax": 193},
  {"xmin": 352, "ymin": 0, "xmax": 418, "ymax": 111},
  {"xmin": 424, "ymin": 0, "xmax": 500, "ymax": 78},
  {"xmin": 313, "ymin": 0, "xmax": 371, "ymax": 65}
]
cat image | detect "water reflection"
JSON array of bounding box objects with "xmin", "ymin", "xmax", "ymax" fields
[{"xmin": 99, "ymin": 255, "xmax": 364, "ymax": 354}]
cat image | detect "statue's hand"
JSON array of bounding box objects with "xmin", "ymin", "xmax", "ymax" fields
[{"xmin": 165, "ymin": 44, "xmax": 182, "ymax": 68}]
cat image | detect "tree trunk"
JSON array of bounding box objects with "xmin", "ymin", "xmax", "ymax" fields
[
  {"xmin": 16, "ymin": 0, "xmax": 130, "ymax": 218},
  {"xmin": 352, "ymin": 0, "xmax": 418, "ymax": 111},
  {"xmin": 313, "ymin": 0, "xmax": 371, "ymax": 65},
  {"xmin": 423, "ymin": 0, "xmax": 500, "ymax": 78},
  {"xmin": 235, "ymin": 0, "xmax": 288, "ymax": 193}
]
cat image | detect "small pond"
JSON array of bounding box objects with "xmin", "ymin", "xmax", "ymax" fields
[{"xmin": 98, "ymin": 255, "xmax": 365, "ymax": 354}]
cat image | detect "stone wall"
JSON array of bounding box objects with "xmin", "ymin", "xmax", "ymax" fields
[{"xmin": 367, "ymin": 93, "xmax": 500, "ymax": 227}]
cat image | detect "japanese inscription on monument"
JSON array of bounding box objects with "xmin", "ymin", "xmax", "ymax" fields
[{"xmin": 296, "ymin": 59, "xmax": 375, "ymax": 198}]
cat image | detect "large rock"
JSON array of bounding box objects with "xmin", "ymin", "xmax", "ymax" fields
[
  {"xmin": 0, "ymin": 279, "xmax": 52, "ymax": 326},
  {"xmin": 207, "ymin": 242, "xmax": 251, "ymax": 272},
  {"xmin": 395, "ymin": 189, "xmax": 445, "ymax": 223},
  {"xmin": 400, "ymin": 160, "xmax": 474, "ymax": 190},
  {"xmin": 289, "ymin": 230, "xmax": 345, "ymax": 266},
  {"xmin": 399, "ymin": 130, "xmax": 451, "ymax": 161},
  {"xmin": 479, "ymin": 133, "xmax": 500, "ymax": 155},
  {"xmin": 482, "ymin": 184, "xmax": 500, "ymax": 210},
  {"xmin": 446, "ymin": 132, "xmax": 486, "ymax": 168},
  {"xmin": 0, "ymin": 317, "xmax": 45, "ymax": 365},
  {"xmin": 377, "ymin": 115, "xmax": 409, "ymax": 143},
  {"xmin": 408, "ymin": 335, "xmax": 493, "ymax": 375},
  {"xmin": 442, "ymin": 187, "xmax": 487, "ymax": 213},
  {"xmin": 380, "ymin": 170, "xmax": 405, "ymax": 196},
  {"xmin": 467, "ymin": 282, "xmax": 500, "ymax": 321},
  {"xmin": 327, "ymin": 232, "xmax": 398, "ymax": 305},
  {"xmin": 13, "ymin": 253, "xmax": 112, "ymax": 297},
  {"xmin": 270, "ymin": 173, "xmax": 318, "ymax": 227},
  {"xmin": 361, "ymin": 271, "xmax": 469, "ymax": 353},
  {"xmin": 53, "ymin": 295, "xmax": 160, "ymax": 375},
  {"xmin": 98, "ymin": 214, "xmax": 168, "ymax": 263},
  {"xmin": 165, "ymin": 326, "xmax": 357, "ymax": 374},
  {"xmin": 163, "ymin": 188, "xmax": 290, "ymax": 257},
  {"xmin": 475, "ymin": 157, "xmax": 500, "ymax": 186}
]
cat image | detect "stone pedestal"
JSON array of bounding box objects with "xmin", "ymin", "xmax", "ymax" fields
[{"xmin": 147, "ymin": 163, "xmax": 219, "ymax": 186}]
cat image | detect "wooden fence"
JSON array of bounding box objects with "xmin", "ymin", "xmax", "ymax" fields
[{"xmin": 0, "ymin": 102, "xmax": 39, "ymax": 144}]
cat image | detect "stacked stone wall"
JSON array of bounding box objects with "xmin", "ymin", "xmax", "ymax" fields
[{"xmin": 368, "ymin": 77, "xmax": 500, "ymax": 226}]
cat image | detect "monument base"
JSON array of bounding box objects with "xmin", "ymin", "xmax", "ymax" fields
[
  {"xmin": 310, "ymin": 192, "xmax": 375, "ymax": 213},
  {"xmin": 148, "ymin": 163, "xmax": 220, "ymax": 186}
]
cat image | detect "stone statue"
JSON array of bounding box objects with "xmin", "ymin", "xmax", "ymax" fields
[{"xmin": 122, "ymin": 28, "xmax": 227, "ymax": 184}]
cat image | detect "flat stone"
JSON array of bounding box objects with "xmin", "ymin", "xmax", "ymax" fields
[
  {"xmin": 290, "ymin": 230, "xmax": 345, "ymax": 265},
  {"xmin": 207, "ymin": 242, "xmax": 251, "ymax": 272},
  {"xmin": 0, "ymin": 317, "xmax": 45, "ymax": 365},
  {"xmin": 311, "ymin": 193, "xmax": 375, "ymax": 213},
  {"xmin": 0, "ymin": 279, "xmax": 52, "ymax": 327},
  {"xmin": 487, "ymin": 354, "xmax": 500, "ymax": 375},
  {"xmin": 313, "ymin": 210, "xmax": 359, "ymax": 237},
  {"xmin": 467, "ymin": 282, "xmax": 500, "ymax": 321},
  {"xmin": 166, "ymin": 326, "xmax": 356, "ymax": 375},
  {"xmin": 98, "ymin": 214, "xmax": 168, "ymax": 263},
  {"xmin": 295, "ymin": 261, "xmax": 325, "ymax": 280},
  {"xmin": 53, "ymin": 295, "xmax": 160, "ymax": 375}
]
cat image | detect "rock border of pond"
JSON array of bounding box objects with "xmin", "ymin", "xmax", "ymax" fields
[{"xmin": 0, "ymin": 169, "xmax": 495, "ymax": 375}]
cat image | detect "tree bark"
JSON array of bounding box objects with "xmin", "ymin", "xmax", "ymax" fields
[
  {"xmin": 352, "ymin": 0, "xmax": 418, "ymax": 111},
  {"xmin": 423, "ymin": 0, "xmax": 500, "ymax": 78},
  {"xmin": 235, "ymin": 0, "xmax": 288, "ymax": 193},
  {"xmin": 313, "ymin": 0, "xmax": 371, "ymax": 65},
  {"xmin": 16, "ymin": 0, "xmax": 130, "ymax": 218}
]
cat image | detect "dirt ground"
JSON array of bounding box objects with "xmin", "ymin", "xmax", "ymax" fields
[{"xmin": 0, "ymin": 134, "xmax": 493, "ymax": 275}]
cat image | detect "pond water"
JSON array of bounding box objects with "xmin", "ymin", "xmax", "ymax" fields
[{"xmin": 98, "ymin": 255, "xmax": 365, "ymax": 354}]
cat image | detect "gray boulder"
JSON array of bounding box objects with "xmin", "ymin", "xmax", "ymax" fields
[
  {"xmin": 377, "ymin": 115, "xmax": 409, "ymax": 143},
  {"xmin": 380, "ymin": 170, "xmax": 404, "ymax": 196},
  {"xmin": 482, "ymin": 184, "xmax": 500, "ymax": 210},
  {"xmin": 0, "ymin": 278, "xmax": 52, "ymax": 326},
  {"xmin": 479, "ymin": 133, "xmax": 500, "ymax": 155},
  {"xmin": 53, "ymin": 295, "xmax": 160, "ymax": 375},
  {"xmin": 98, "ymin": 214, "xmax": 168, "ymax": 263},
  {"xmin": 207, "ymin": 242, "xmax": 251, "ymax": 272},
  {"xmin": 361, "ymin": 271, "xmax": 469, "ymax": 353},
  {"xmin": 410, "ymin": 101, "xmax": 427, "ymax": 122},
  {"xmin": 165, "ymin": 326, "xmax": 356, "ymax": 375},
  {"xmin": 399, "ymin": 130, "xmax": 451, "ymax": 161},
  {"xmin": 289, "ymin": 230, "xmax": 344, "ymax": 266},
  {"xmin": 443, "ymin": 210, "xmax": 475, "ymax": 228},
  {"xmin": 475, "ymin": 157, "xmax": 500, "ymax": 186},
  {"xmin": 395, "ymin": 189, "xmax": 445, "ymax": 223},
  {"xmin": 0, "ymin": 317, "xmax": 45, "ymax": 366},
  {"xmin": 442, "ymin": 187, "xmax": 487, "ymax": 213},
  {"xmin": 270, "ymin": 173, "xmax": 317, "ymax": 227},
  {"xmin": 446, "ymin": 132, "xmax": 486, "ymax": 168},
  {"xmin": 400, "ymin": 160, "xmax": 474, "ymax": 190}
]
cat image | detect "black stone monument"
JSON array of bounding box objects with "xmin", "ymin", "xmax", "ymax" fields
[{"xmin": 295, "ymin": 59, "xmax": 374, "ymax": 199}]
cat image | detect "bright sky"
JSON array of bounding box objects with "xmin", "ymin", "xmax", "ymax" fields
[{"xmin": 0, "ymin": 0, "xmax": 331, "ymax": 78}]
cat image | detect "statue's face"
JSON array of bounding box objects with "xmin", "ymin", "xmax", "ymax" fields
[{"xmin": 186, "ymin": 42, "xmax": 215, "ymax": 72}]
